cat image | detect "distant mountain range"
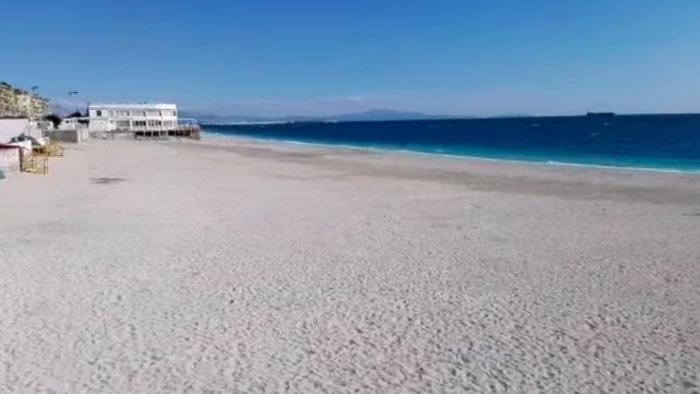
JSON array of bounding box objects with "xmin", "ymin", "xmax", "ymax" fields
[
  {"xmin": 48, "ymin": 104, "xmax": 534, "ymax": 123},
  {"xmin": 330, "ymin": 109, "xmax": 449, "ymax": 122},
  {"xmin": 181, "ymin": 109, "xmax": 453, "ymax": 124}
]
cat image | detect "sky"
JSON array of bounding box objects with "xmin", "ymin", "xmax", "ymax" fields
[{"xmin": 1, "ymin": 0, "xmax": 699, "ymax": 117}]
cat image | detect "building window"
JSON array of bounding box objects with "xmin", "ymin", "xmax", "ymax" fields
[
  {"xmin": 96, "ymin": 110, "xmax": 102, "ymax": 117},
  {"xmin": 131, "ymin": 110, "xmax": 146, "ymax": 116},
  {"xmin": 116, "ymin": 110, "xmax": 129, "ymax": 116}
]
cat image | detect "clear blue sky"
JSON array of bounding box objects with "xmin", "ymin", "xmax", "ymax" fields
[{"xmin": 1, "ymin": 0, "xmax": 699, "ymax": 116}]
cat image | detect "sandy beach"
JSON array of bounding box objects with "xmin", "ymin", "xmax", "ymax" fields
[{"xmin": 1, "ymin": 137, "xmax": 699, "ymax": 392}]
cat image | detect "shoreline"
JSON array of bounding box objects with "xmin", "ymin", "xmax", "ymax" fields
[
  {"xmin": 201, "ymin": 131, "xmax": 700, "ymax": 175},
  {"xmin": 185, "ymin": 134, "xmax": 700, "ymax": 209}
]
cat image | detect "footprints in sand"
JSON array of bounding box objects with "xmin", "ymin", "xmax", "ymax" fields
[{"xmin": 91, "ymin": 177, "xmax": 127, "ymax": 184}]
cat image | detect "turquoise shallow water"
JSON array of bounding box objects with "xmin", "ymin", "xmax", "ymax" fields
[{"xmin": 204, "ymin": 114, "xmax": 700, "ymax": 173}]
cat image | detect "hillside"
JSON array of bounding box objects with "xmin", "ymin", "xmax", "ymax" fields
[{"xmin": 183, "ymin": 109, "xmax": 448, "ymax": 124}]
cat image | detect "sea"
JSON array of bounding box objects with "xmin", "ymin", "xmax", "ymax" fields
[{"xmin": 202, "ymin": 114, "xmax": 700, "ymax": 173}]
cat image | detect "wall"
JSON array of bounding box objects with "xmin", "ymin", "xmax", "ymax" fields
[
  {"xmin": 59, "ymin": 119, "xmax": 78, "ymax": 130},
  {"xmin": 46, "ymin": 129, "xmax": 88, "ymax": 143},
  {"xmin": 79, "ymin": 128, "xmax": 90, "ymax": 141},
  {"xmin": 0, "ymin": 118, "xmax": 30, "ymax": 143},
  {"xmin": 89, "ymin": 130, "xmax": 135, "ymax": 140},
  {"xmin": 89, "ymin": 119, "xmax": 112, "ymax": 132},
  {"xmin": 0, "ymin": 146, "xmax": 21, "ymax": 177}
]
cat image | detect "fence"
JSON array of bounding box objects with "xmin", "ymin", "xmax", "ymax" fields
[
  {"xmin": 0, "ymin": 145, "xmax": 21, "ymax": 176},
  {"xmin": 45, "ymin": 129, "xmax": 89, "ymax": 143},
  {"xmin": 33, "ymin": 143, "xmax": 64, "ymax": 157},
  {"xmin": 21, "ymin": 152, "xmax": 48, "ymax": 174}
]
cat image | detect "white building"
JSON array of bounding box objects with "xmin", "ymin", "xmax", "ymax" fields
[
  {"xmin": 58, "ymin": 118, "xmax": 77, "ymax": 130},
  {"xmin": 87, "ymin": 103, "xmax": 179, "ymax": 136}
]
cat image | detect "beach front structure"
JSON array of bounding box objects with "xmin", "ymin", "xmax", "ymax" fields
[
  {"xmin": 87, "ymin": 103, "xmax": 199, "ymax": 139},
  {"xmin": 87, "ymin": 103, "xmax": 179, "ymax": 135}
]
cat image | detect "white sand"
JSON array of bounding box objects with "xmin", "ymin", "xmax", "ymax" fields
[{"xmin": 1, "ymin": 137, "xmax": 699, "ymax": 392}]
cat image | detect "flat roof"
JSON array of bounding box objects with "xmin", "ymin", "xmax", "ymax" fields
[{"xmin": 88, "ymin": 103, "xmax": 177, "ymax": 110}]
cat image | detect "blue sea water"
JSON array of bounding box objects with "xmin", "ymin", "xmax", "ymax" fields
[{"xmin": 203, "ymin": 114, "xmax": 700, "ymax": 173}]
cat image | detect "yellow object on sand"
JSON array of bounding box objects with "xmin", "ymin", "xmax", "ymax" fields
[
  {"xmin": 21, "ymin": 154, "xmax": 48, "ymax": 174},
  {"xmin": 33, "ymin": 143, "xmax": 64, "ymax": 157}
]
